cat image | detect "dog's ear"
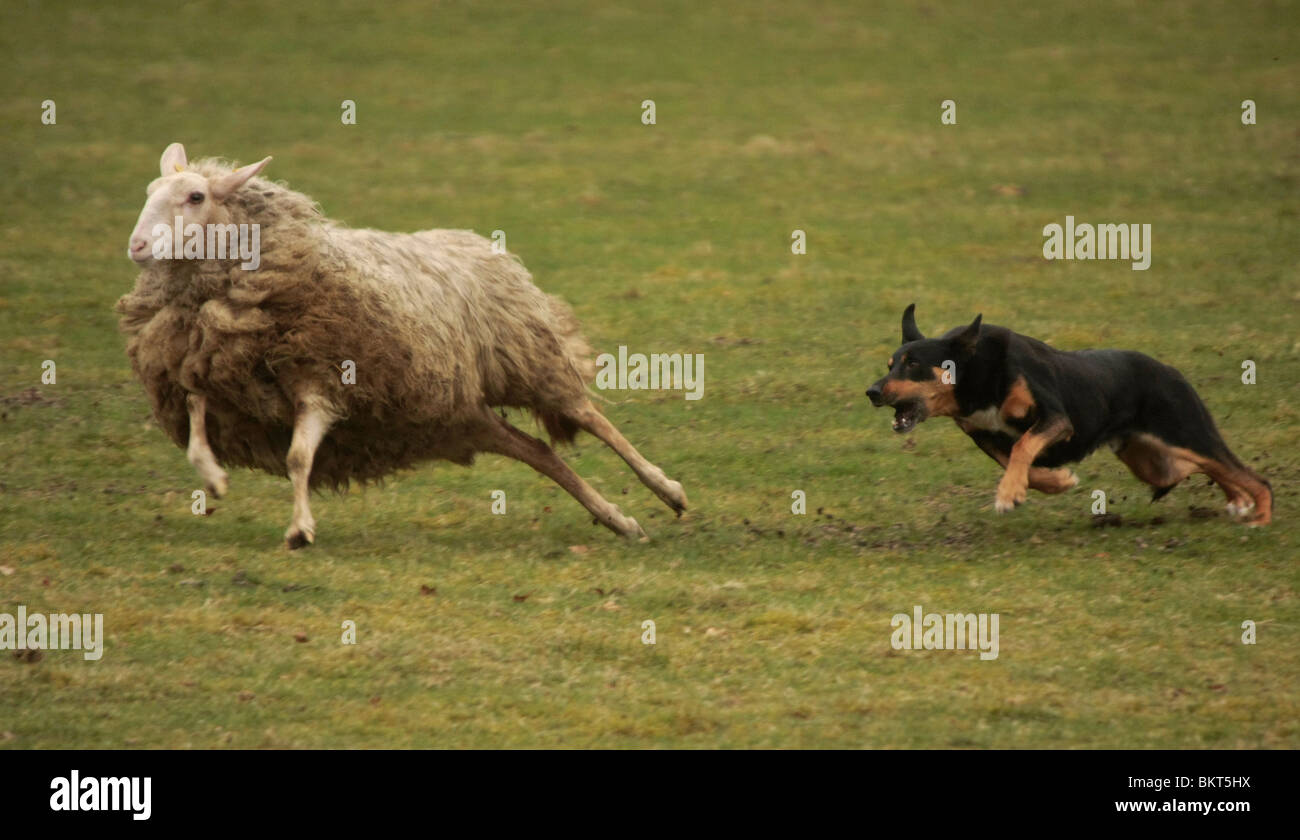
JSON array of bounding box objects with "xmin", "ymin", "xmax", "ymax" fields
[
  {"xmin": 952, "ymin": 313, "xmax": 982, "ymax": 355},
  {"xmin": 901, "ymin": 303, "xmax": 925, "ymax": 342}
]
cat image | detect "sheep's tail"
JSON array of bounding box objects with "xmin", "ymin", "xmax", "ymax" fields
[
  {"xmin": 539, "ymin": 295, "xmax": 595, "ymax": 445},
  {"xmin": 538, "ymin": 409, "xmax": 582, "ymax": 445},
  {"xmin": 547, "ymin": 296, "xmax": 595, "ymax": 381}
]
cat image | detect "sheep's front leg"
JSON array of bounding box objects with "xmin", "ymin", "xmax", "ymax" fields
[
  {"xmin": 186, "ymin": 394, "xmax": 228, "ymax": 498},
  {"xmin": 284, "ymin": 398, "xmax": 334, "ymax": 549},
  {"xmin": 995, "ymin": 416, "xmax": 1073, "ymax": 513}
]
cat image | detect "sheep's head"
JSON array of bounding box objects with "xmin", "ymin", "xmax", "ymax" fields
[{"xmin": 127, "ymin": 143, "xmax": 271, "ymax": 264}]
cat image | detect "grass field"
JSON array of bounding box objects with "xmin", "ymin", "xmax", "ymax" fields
[{"xmin": 1, "ymin": 0, "xmax": 1297, "ymax": 748}]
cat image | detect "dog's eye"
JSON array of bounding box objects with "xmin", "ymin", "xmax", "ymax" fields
[{"xmin": 188, "ymin": 192, "xmax": 205, "ymax": 204}]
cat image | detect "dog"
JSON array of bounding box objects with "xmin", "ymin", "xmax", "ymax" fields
[{"xmin": 865, "ymin": 304, "xmax": 1272, "ymax": 525}]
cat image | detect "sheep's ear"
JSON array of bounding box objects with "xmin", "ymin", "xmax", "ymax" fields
[
  {"xmin": 160, "ymin": 143, "xmax": 188, "ymax": 176},
  {"xmin": 901, "ymin": 303, "xmax": 925, "ymax": 342},
  {"xmin": 211, "ymin": 156, "xmax": 272, "ymax": 200}
]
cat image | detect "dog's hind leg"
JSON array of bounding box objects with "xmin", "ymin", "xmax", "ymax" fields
[
  {"xmin": 1115, "ymin": 433, "xmax": 1272, "ymax": 525},
  {"xmin": 1127, "ymin": 371, "xmax": 1273, "ymax": 523},
  {"xmin": 1185, "ymin": 450, "xmax": 1272, "ymax": 525},
  {"xmin": 1114, "ymin": 433, "xmax": 1198, "ymax": 499},
  {"xmin": 566, "ymin": 400, "xmax": 687, "ymax": 515}
]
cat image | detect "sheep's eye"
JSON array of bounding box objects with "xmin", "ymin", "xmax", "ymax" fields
[{"xmin": 188, "ymin": 192, "xmax": 204, "ymax": 203}]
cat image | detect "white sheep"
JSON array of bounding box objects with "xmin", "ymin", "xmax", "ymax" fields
[{"xmin": 118, "ymin": 143, "xmax": 686, "ymax": 547}]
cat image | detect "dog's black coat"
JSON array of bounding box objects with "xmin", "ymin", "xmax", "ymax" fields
[
  {"xmin": 865, "ymin": 304, "xmax": 1271, "ymax": 522},
  {"xmin": 937, "ymin": 328, "xmax": 1234, "ymax": 469}
]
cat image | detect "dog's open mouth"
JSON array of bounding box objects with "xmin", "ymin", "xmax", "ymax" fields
[{"xmin": 892, "ymin": 400, "xmax": 926, "ymax": 433}]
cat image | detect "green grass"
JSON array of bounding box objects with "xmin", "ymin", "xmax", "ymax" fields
[{"xmin": 1, "ymin": 0, "xmax": 1297, "ymax": 748}]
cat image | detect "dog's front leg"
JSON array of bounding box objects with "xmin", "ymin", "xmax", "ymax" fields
[{"xmin": 995, "ymin": 416, "xmax": 1073, "ymax": 513}]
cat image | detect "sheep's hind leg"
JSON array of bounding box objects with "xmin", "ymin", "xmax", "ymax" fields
[
  {"xmin": 186, "ymin": 394, "xmax": 228, "ymax": 498},
  {"xmin": 284, "ymin": 398, "xmax": 334, "ymax": 549},
  {"xmin": 481, "ymin": 415, "xmax": 647, "ymax": 540},
  {"xmin": 569, "ymin": 401, "xmax": 687, "ymax": 515}
]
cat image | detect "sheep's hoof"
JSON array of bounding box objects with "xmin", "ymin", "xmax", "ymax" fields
[
  {"xmin": 659, "ymin": 479, "xmax": 688, "ymax": 517},
  {"xmin": 206, "ymin": 472, "xmax": 229, "ymax": 499},
  {"xmin": 285, "ymin": 524, "xmax": 315, "ymax": 550},
  {"xmin": 623, "ymin": 516, "xmax": 648, "ymax": 541}
]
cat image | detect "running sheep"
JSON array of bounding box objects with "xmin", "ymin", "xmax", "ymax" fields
[{"xmin": 118, "ymin": 143, "xmax": 686, "ymax": 548}]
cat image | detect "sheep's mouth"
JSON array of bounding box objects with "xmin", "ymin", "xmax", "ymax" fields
[{"xmin": 892, "ymin": 399, "xmax": 927, "ymax": 433}]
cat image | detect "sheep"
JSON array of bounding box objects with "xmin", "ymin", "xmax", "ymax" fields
[{"xmin": 118, "ymin": 142, "xmax": 687, "ymax": 548}]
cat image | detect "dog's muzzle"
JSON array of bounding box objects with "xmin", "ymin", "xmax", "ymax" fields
[{"xmin": 866, "ymin": 380, "xmax": 924, "ymax": 432}]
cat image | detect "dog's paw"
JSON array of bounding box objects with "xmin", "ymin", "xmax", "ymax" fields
[
  {"xmin": 1226, "ymin": 499, "xmax": 1256, "ymax": 518},
  {"xmin": 994, "ymin": 478, "xmax": 1027, "ymax": 513}
]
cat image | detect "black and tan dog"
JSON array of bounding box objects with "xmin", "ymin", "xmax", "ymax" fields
[{"xmin": 865, "ymin": 304, "xmax": 1272, "ymax": 525}]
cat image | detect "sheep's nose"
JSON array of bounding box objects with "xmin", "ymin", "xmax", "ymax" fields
[
  {"xmin": 129, "ymin": 237, "xmax": 148, "ymax": 257},
  {"xmin": 865, "ymin": 384, "xmax": 885, "ymax": 406}
]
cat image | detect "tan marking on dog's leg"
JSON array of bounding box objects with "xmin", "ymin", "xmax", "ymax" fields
[
  {"xmin": 1169, "ymin": 445, "xmax": 1272, "ymax": 526},
  {"xmin": 996, "ymin": 417, "xmax": 1073, "ymax": 513},
  {"xmin": 481, "ymin": 415, "xmax": 646, "ymax": 539},
  {"xmin": 970, "ymin": 432, "xmax": 1076, "ymax": 495},
  {"xmin": 186, "ymin": 393, "xmax": 228, "ymax": 498},
  {"xmin": 1245, "ymin": 479, "xmax": 1273, "ymax": 526},
  {"xmin": 1118, "ymin": 434, "xmax": 1272, "ymax": 526},
  {"xmin": 284, "ymin": 397, "xmax": 334, "ymax": 549},
  {"xmin": 1028, "ymin": 467, "xmax": 1078, "ymax": 494},
  {"xmin": 1193, "ymin": 458, "xmax": 1256, "ymax": 518},
  {"xmin": 569, "ymin": 401, "xmax": 686, "ymax": 515},
  {"xmin": 1114, "ymin": 433, "xmax": 1198, "ymax": 492}
]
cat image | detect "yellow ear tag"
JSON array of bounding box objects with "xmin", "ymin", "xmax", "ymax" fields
[{"xmin": 174, "ymin": 164, "xmax": 184, "ymax": 172}]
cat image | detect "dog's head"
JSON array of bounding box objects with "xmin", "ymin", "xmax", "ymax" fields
[{"xmin": 866, "ymin": 304, "xmax": 981, "ymax": 433}]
